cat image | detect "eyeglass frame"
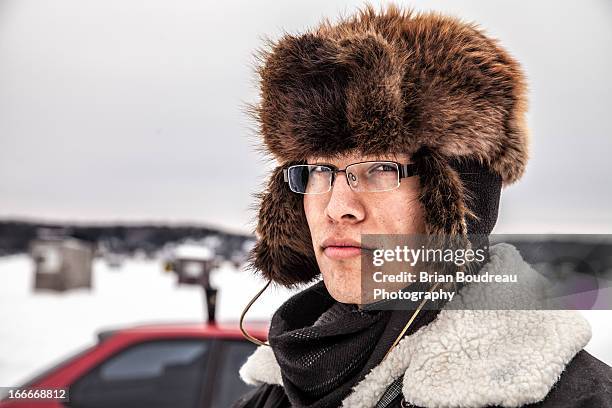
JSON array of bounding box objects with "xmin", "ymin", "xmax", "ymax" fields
[{"xmin": 282, "ymin": 160, "xmax": 418, "ymax": 195}]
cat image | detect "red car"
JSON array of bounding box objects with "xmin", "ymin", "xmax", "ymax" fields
[{"xmin": 0, "ymin": 321, "xmax": 268, "ymax": 408}]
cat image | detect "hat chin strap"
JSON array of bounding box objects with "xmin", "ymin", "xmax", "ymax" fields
[
  {"xmin": 240, "ymin": 279, "xmax": 272, "ymax": 347},
  {"xmin": 382, "ymin": 281, "xmax": 441, "ymax": 361}
]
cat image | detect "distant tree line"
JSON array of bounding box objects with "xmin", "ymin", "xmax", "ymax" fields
[{"xmin": 0, "ymin": 220, "xmax": 253, "ymax": 260}]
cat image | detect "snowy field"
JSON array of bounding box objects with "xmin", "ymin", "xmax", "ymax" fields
[
  {"xmin": 1, "ymin": 254, "xmax": 611, "ymax": 387},
  {"xmin": 0, "ymin": 254, "xmax": 298, "ymax": 387}
]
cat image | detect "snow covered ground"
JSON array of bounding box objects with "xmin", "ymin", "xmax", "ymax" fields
[
  {"xmin": 0, "ymin": 254, "xmax": 611, "ymax": 387},
  {"xmin": 0, "ymin": 254, "xmax": 298, "ymax": 387}
]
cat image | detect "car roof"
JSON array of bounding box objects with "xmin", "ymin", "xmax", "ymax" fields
[
  {"xmin": 12, "ymin": 321, "xmax": 269, "ymax": 392},
  {"xmin": 98, "ymin": 320, "xmax": 269, "ymax": 342}
]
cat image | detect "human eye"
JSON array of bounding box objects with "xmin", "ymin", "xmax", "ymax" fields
[
  {"xmin": 310, "ymin": 165, "xmax": 333, "ymax": 174},
  {"xmin": 368, "ymin": 163, "xmax": 396, "ymax": 173}
]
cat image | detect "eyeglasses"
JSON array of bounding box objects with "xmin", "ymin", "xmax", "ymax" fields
[{"xmin": 283, "ymin": 160, "xmax": 418, "ymax": 194}]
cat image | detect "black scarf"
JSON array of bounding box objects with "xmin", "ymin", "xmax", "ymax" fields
[{"xmin": 267, "ymin": 280, "xmax": 442, "ymax": 408}]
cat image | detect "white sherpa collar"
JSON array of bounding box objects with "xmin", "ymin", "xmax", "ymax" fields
[{"xmin": 239, "ymin": 243, "xmax": 592, "ymax": 408}]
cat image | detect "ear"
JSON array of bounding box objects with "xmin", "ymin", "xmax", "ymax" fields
[{"xmin": 247, "ymin": 164, "xmax": 321, "ymax": 287}]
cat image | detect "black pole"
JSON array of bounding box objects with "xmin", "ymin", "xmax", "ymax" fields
[{"xmin": 204, "ymin": 286, "xmax": 217, "ymax": 324}]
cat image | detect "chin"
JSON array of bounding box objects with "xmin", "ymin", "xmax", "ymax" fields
[{"xmin": 321, "ymin": 269, "xmax": 362, "ymax": 304}]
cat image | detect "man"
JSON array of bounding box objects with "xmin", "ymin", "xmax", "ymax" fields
[{"xmin": 234, "ymin": 4, "xmax": 612, "ymax": 407}]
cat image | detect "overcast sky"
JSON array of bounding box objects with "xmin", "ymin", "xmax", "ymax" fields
[{"xmin": 0, "ymin": 0, "xmax": 611, "ymax": 234}]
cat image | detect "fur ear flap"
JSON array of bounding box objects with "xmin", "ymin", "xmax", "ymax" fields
[
  {"xmin": 247, "ymin": 164, "xmax": 320, "ymax": 287},
  {"xmin": 412, "ymin": 147, "xmax": 474, "ymax": 236}
]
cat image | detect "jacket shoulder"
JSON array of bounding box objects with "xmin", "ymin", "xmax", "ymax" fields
[
  {"xmin": 232, "ymin": 383, "xmax": 290, "ymax": 408},
  {"xmin": 536, "ymin": 349, "xmax": 612, "ymax": 407}
]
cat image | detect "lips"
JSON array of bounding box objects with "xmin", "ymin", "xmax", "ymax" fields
[
  {"xmin": 321, "ymin": 237, "xmax": 362, "ymax": 249},
  {"xmin": 320, "ymin": 237, "xmax": 374, "ymax": 259}
]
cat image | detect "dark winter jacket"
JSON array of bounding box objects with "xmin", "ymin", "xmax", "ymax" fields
[{"xmin": 233, "ymin": 244, "xmax": 612, "ymax": 408}]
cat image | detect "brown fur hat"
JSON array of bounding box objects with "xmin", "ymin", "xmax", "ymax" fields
[{"xmin": 247, "ymin": 4, "xmax": 530, "ymax": 287}]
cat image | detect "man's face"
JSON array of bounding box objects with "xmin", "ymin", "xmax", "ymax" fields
[{"xmin": 303, "ymin": 150, "xmax": 425, "ymax": 304}]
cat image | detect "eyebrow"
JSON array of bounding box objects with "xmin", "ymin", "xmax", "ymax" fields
[{"xmin": 306, "ymin": 161, "xmax": 336, "ymax": 167}]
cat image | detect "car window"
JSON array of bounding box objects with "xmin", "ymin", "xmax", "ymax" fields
[
  {"xmin": 70, "ymin": 339, "xmax": 209, "ymax": 408},
  {"xmin": 210, "ymin": 340, "xmax": 257, "ymax": 408}
]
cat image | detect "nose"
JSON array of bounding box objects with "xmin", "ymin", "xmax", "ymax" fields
[{"xmin": 324, "ymin": 172, "xmax": 365, "ymax": 224}]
